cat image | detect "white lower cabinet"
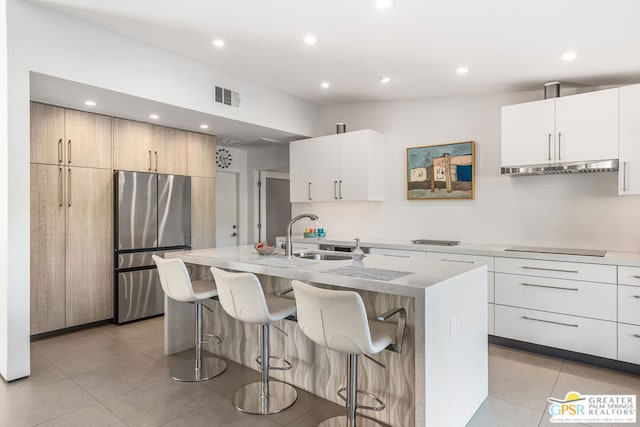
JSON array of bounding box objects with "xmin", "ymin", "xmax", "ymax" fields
[
  {"xmin": 618, "ymin": 266, "xmax": 640, "ymax": 286},
  {"xmin": 618, "ymin": 323, "xmax": 640, "ymax": 365},
  {"xmin": 495, "ymin": 305, "xmax": 617, "ymax": 359},
  {"xmin": 369, "ymin": 247, "xmax": 426, "ymax": 258},
  {"xmin": 619, "ymin": 285, "xmax": 640, "ymax": 326},
  {"xmin": 495, "ymin": 273, "xmax": 616, "ymax": 321}
]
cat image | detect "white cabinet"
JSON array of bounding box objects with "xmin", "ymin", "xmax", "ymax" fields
[
  {"xmin": 619, "ymin": 84, "xmax": 640, "ymax": 195},
  {"xmin": 618, "ymin": 324, "xmax": 640, "ymax": 364},
  {"xmin": 369, "ymin": 247, "xmax": 426, "ymax": 258},
  {"xmin": 501, "ymin": 88, "xmax": 619, "ymax": 167},
  {"xmin": 289, "ymin": 130, "xmax": 384, "ymax": 202}
]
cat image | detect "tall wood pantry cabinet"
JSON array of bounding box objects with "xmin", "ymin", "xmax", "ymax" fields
[{"xmin": 30, "ymin": 102, "xmax": 113, "ymax": 334}]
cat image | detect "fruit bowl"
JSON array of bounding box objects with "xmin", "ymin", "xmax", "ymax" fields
[{"xmin": 253, "ymin": 242, "xmax": 275, "ymax": 255}]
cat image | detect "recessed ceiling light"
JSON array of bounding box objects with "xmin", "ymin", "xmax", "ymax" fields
[
  {"xmin": 304, "ymin": 35, "xmax": 317, "ymax": 45},
  {"xmin": 200, "ymin": 124, "xmax": 209, "ymax": 129},
  {"xmin": 320, "ymin": 81, "xmax": 330, "ymax": 89},
  {"xmin": 380, "ymin": 76, "xmax": 391, "ymax": 84},
  {"xmin": 456, "ymin": 66, "xmax": 469, "ymax": 75},
  {"xmin": 373, "ymin": 0, "xmax": 395, "ymax": 9},
  {"xmin": 149, "ymin": 114, "xmax": 159, "ymax": 120},
  {"xmin": 562, "ymin": 52, "xmax": 578, "ymax": 61},
  {"xmin": 84, "ymin": 100, "xmax": 96, "ymax": 106},
  {"xmin": 212, "ymin": 39, "xmax": 225, "ymax": 48}
]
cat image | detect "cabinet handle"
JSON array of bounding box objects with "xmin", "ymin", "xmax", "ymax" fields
[
  {"xmin": 521, "ymin": 266, "xmax": 578, "ymax": 274},
  {"xmin": 334, "ymin": 180, "xmax": 338, "ymax": 199},
  {"xmin": 58, "ymin": 138, "xmax": 63, "ymax": 164},
  {"xmin": 633, "ymin": 275, "xmax": 640, "ymax": 279},
  {"xmin": 634, "ymin": 334, "xmax": 640, "ymax": 339},
  {"xmin": 67, "ymin": 168, "xmax": 72, "ymax": 207},
  {"xmin": 382, "ymin": 254, "xmax": 410, "ymax": 258},
  {"xmin": 547, "ymin": 133, "xmax": 552, "ymax": 161},
  {"xmin": 308, "ymin": 182, "xmax": 312, "ymax": 201},
  {"xmin": 339, "ymin": 180, "xmax": 343, "ymax": 199},
  {"xmin": 148, "ymin": 150, "xmax": 152, "ymax": 171},
  {"xmin": 558, "ymin": 132, "xmax": 562, "ymax": 160},
  {"xmin": 67, "ymin": 139, "xmax": 72, "ymax": 164},
  {"xmin": 441, "ymin": 258, "xmax": 474, "ymax": 264},
  {"xmin": 521, "ymin": 282, "xmax": 579, "ymax": 291},
  {"xmin": 154, "ymin": 151, "xmax": 158, "ymax": 172},
  {"xmin": 522, "ymin": 316, "xmax": 578, "ymax": 328},
  {"xmin": 58, "ymin": 167, "xmax": 63, "ymax": 207},
  {"xmin": 632, "ymin": 295, "xmax": 640, "ymax": 299},
  {"xmin": 623, "ymin": 161, "xmax": 628, "ymax": 192}
]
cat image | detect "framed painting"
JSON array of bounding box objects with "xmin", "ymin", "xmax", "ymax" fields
[{"xmin": 406, "ymin": 141, "xmax": 475, "ymax": 200}]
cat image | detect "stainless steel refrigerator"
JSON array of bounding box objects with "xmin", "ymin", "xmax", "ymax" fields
[{"xmin": 114, "ymin": 171, "xmax": 191, "ymax": 324}]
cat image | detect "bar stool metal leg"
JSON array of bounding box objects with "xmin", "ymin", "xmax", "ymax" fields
[
  {"xmin": 171, "ymin": 301, "xmax": 227, "ymax": 382},
  {"xmin": 232, "ymin": 323, "xmax": 297, "ymax": 414}
]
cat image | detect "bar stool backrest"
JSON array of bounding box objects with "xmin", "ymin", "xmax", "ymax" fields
[
  {"xmin": 292, "ymin": 280, "xmax": 376, "ymax": 355},
  {"xmin": 152, "ymin": 255, "xmax": 197, "ymax": 302},
  {"xmin": 210, "ymin": 266, "xmax": 272, "ymax": 324}
]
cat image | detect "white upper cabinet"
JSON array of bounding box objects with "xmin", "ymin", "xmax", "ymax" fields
[
  {"xmin": 619, "ymin": 84, "xmax": 640, "ymax": 195},
  {"xmin": 555, "ymin": 88, "xmax": 619, "ymax": 163},
  {"xmin": 501, "ymin": 88, "xmax": 619, "ymax": 167},
  {"xmin": 289, "ymin": 129, "xmax": 384, "ymax": 202},
  {"xmin": 501, "ymin": 99, "xmax": 555, "ymax": 167}
]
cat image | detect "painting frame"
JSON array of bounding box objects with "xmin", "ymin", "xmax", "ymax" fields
[{"xmin": 406, "ymin": 141, "xmax": 475, "ymax": 200}]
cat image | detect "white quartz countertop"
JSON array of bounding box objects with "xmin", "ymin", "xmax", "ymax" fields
[
  {"xmin": 294, "ymin": 237, "xmax": 640, "ymax": 267},
  {"xmin": 166, "ymin": 245, "xmax": 485, "ymax": 298}
]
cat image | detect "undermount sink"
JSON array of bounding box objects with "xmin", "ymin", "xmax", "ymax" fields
[{"xmin": 293, "ymin": 251, "xmax": 352, "ymax": 261}]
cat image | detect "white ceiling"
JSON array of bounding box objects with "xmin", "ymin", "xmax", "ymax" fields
[{"xmin": 27, "ymin": 0, "xmax": 640, "ymax": 105}]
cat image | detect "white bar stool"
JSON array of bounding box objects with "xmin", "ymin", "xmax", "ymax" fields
[
  {"xmin": 210, "ymin": 266, "xmax": 298, "ymax": 415},
  {"xmin": 153, "ymin": 255, "xmax": 227, "ymax": 382},
  {"xmin": 292, "ymin": 280, "xmax": 406, "ymax": 427}
]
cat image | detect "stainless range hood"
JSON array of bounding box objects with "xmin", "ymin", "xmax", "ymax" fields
[{"xmin": 501, "ymin": 159, "xmax": 618, "ymax": 176}]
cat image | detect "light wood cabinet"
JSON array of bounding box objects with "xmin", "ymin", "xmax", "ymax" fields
[
  {"xmin": 30, "ymin": 102, "xmax": 113, "ymax": 169},
  {"xmin": 30, "ymin": 164, "xmax": 66, "ymax": 334},
  {"xmin": 501, "ymin": 88, "xmax": 619, "ymax": 167},
  {"xmin": 289, "ymin": 130, "xmax": 384, "ymax": 202},
  {"xmin": 187, "ymin": 132, "xmax": 217, "ymax": 178},
  {"xmin": 30, "ymin": 165, "xmax": 113, "ymax": 333},
  {"xmin": 619, "ymin": 84, "xmax": 640, "ymax": 195},
  {"xmin": 113, "ymin": 118, "xmax": 189, "ymax": 174},
  {"xmin": 65, "ymin": 167, "xmax": 113, "ymax": 327},
  {"xmin": 191, "ymin": 177, "xmax": 216, "ymax": 249}
]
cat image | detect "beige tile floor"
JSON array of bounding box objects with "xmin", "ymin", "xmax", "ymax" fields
[{"xmin": 1, "ymin": 317, "xmax": 639, "ymax": 426}]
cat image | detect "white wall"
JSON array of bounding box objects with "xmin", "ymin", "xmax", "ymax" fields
[
  {"xmin": 1, "ymin": 0, "xmax": 318, "ymax": 381},
  {"xmin": 291, "ymin": 91, "xmax": 640, "ymax": 252}
]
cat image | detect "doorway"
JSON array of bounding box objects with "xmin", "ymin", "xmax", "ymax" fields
[
  {"xmin": 258, "ymin": 171, "xmax": 290, "ymax": 244},
  {"xmin": 216, "ymin": 171, "xmax": 239, "ymax": 247}
]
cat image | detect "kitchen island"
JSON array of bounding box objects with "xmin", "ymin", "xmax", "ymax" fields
[{"xmin": 165, "ymin": 245, "xmax": 488, "ymax": 427}]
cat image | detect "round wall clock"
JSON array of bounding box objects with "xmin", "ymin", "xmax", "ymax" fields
[{"xmin": 216, "ymin": 148, "xmax": 232, "ymax": 169}]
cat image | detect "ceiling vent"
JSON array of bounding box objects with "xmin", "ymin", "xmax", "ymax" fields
[{"xmin": 214, "ymin": 85, "xmax": 241, "ymax": 108}]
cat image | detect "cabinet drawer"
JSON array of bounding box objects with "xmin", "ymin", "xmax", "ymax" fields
[
  {"xmin": 495, "ymin": 273, "xmax": 616, "ymax": 321},
  {"xmin": 495, "ymin": 257, "xmax": 615, "ymax": 283},
  {"xmin": 495, "ymin": 305, "xmax": 617, "ymax": 359},
  {"xmin": 618, "ymin": 266, "xmax": 640, "ymax": 287},
  {"xmin": 488, "ymin": 303, "xmax": 495, "ymax": 335},
  {"xmin": 618, "ymin": 323, "xmax": 640, "ymax": 364},
  {"xmin": 619, "ymin": 285, "xmax": 640, "ymax": 326},
  {"xmin": 487, "ymin": 273, "xmax": 495, "ymax": 303},
  {"xmin": 369, "ymin": 247, "xmax": 426, "ymax": 259},
  {"xmin": 427, "ymin": 252, "xmax": 494, "ymax": 271}
]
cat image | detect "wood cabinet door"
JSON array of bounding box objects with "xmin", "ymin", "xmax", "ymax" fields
[
  {"xmin": 501, "ymin": 99, "xmax": 556, "ymax": 166},
  {"xmin": 65, "ymin": 167, "xmax": 113, "ymax": 327},
  {"xmin": 64, "ymin": 109, "xmax": 113, "ymax": 169},
  {"xmin": 187, "ymin": 132, "xmax": 217, "ymax": 178},
  {"xmin": 556, "ymin": 88, "xmax": 619, "ymax": 162},
  {"xmin": 289, "ymin": 140, "xmax": 316, "ymax": 202},
  {"xmin": 619, "ymin": 84, "xmax": 640, "ymax": 195},
  {"xmin": 30, "ymin": 102, "xmax": 65, "ymax": 166},
  {"xmin": 113, "ymin": 118, "xmax": 154, "ymax": 172},
  {"xmin": 153, "ymin": 126, "xmax": 188, "ymax": 175},
  {"xmin": 191, "ymin": 177, "xmax": 216, "ymax": 249},
  {"xmin": 30, "ymin": 164, "xmax": 66, "ymax": 334}
]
